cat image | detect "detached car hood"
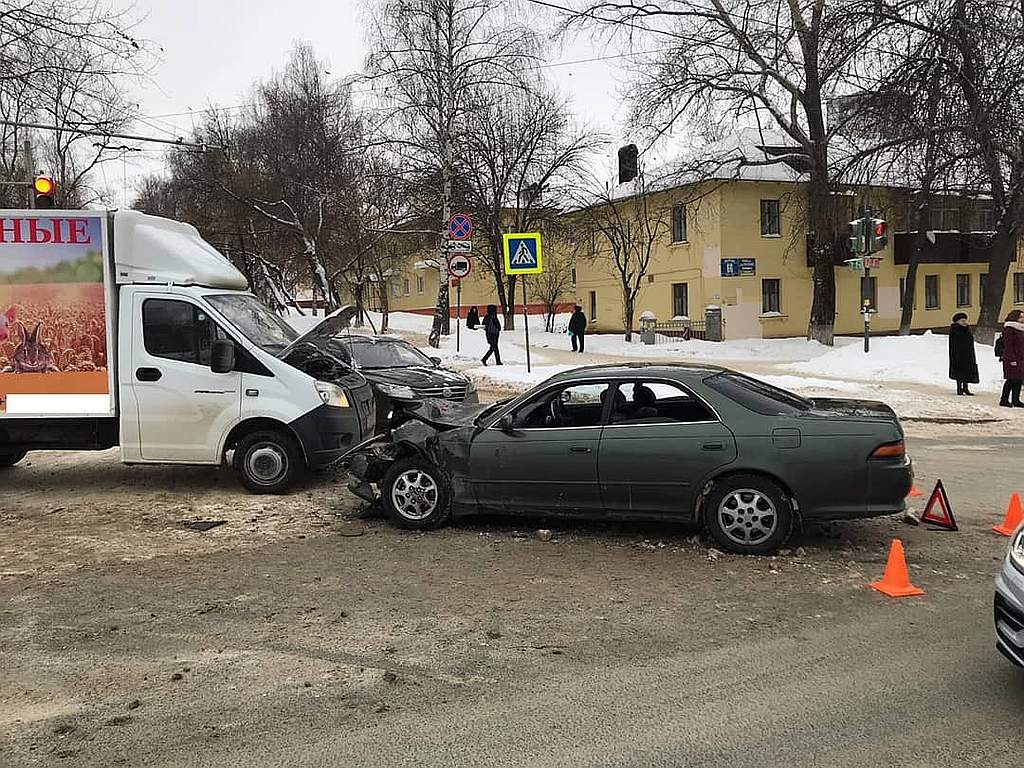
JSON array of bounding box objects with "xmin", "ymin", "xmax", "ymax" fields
[{"xmin": 805, "ymin": 397, "xmax": 898, "ymax": 421}]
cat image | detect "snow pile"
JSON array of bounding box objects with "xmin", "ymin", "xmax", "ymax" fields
[{"xmin": 790, "ymin": 331, "xmax": 1003, "ymax": 392}]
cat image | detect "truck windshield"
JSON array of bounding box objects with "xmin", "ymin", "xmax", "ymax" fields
[{"xmin": 206, "ymin": 294, "xmax": 298, "ymax": 353}]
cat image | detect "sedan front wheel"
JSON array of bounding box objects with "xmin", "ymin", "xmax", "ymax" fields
[
  {"xmin": 381, "ymin": 456, "xmax": 452, "ymax": 530},
  {"xmin": 704, "ymin": 474, "xmax": 794, "ymax": 555}
]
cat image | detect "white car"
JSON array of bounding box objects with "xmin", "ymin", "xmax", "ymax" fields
[{"xmin": 995, "ymin": 525, "xmax": 1024, "ymax": 667}]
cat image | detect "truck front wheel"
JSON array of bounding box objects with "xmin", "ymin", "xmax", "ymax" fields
[
  {"xmin": 233, "ymin": 430, "xmax": 304, "ymax": 494},
  {"xmin": 0, "ymin": 450, "xmax": 27, "ymax": 468}
]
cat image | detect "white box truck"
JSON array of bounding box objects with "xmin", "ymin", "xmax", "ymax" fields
[{"xmin": 0, "ymin": 209, "xmax": 377, "ymax": 493}]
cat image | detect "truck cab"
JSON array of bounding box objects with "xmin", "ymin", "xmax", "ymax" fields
[{"xmin": 0, "ymin": 209, "xmax": 376, "ymax": 493}]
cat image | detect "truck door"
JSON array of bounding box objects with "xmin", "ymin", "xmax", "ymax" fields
[{"xmin": 131, "ymin": 295, "xmax": 241, "ymax": 462}]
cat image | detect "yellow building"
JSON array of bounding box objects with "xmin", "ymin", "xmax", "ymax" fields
[{"xmin": 381, "ymin": 132, "xmax": 1024, "ymax": 339}]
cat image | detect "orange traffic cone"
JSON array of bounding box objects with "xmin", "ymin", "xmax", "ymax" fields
[
  {"xmin": 993, "ymin": 493, "xmax": 1024, "ymax": 537},
  {"xmin": 908, "ymin": 484, "xmax": 924, "ymax": 498},
  {"xmin": 869, "ymin": 539, "xmax": 925, "ymax": 598}
]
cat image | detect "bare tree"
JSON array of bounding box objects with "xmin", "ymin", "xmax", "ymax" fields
[
  {"xmin": 365, "ymin": 0, "xmax": 537, "ymax": 347},
  {"xmin": 561, "ymin": 0, "xmax": 887, "ymax": 345},
  {"xmin": 572, "ymin": 172, "xmax": 669, "ymax": 341},
  {"xmin": 460, "ymin": 81, "xmax": 599, "ymax": 330},
  {"xmin": 532, "ymin": 253, "xmax": 576, "ymax": 333}
]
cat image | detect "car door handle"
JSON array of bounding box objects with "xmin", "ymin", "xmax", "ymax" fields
[
  {"xmin": 135, "ymin": 367, "xmax": 162, "ymax": 382},
  {"xmin": 569, "ymin": 446, "xmax": 592, "ymax": 453},
  {"xmin": 702, "ymin": 442, "xmax": 724, "ymax": 450}
]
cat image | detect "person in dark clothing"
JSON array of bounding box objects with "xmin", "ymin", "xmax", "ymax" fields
[
  {"xmin": 999, "ymin": 309, "xmax": 1024, "ymax": 407},
  {"xmin": 481, "ymin": 304, "xmax": 502, "ymax": 365},
  {"xmin": 948, "ymin": 312, "xmax": 979, "ymax": 396},
  {"xmin": 568, "ymin": 305, "xmax": 588, "ymax": 353},
  {"xmin": 466, "ymin": 306, "xmax": 480, "ymax": 330}
]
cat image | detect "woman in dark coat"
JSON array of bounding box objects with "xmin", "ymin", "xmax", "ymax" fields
[
  {"xmin": 948, "ymin": 312, "xmax": 979, "ymax": 396},
  {"xmin": 999, "ymin": 309, "xmax": 1024, "ymax": 407},
  {"xmin": 481, "ymin": 304, "xmax": 502, "ymax": 366},
  {"xmin": 466, "ymin": 306, "xmax": 480, "ymax": 330}
]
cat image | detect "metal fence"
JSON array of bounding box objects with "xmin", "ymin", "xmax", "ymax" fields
[{"xmin": 652, "ymin": 319, "xmax": 708, "ymax": 342}]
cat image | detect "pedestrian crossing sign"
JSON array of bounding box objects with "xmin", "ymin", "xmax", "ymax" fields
[{"xmin": 502, "ymin": 232, "xmax": 543, "ymax": 275}]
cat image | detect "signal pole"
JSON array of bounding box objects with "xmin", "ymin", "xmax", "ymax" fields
[
  {"xmin": 861, "ymin": 205, "xmax": 872, "ymax": 354},
  {"xmin": 24, "ymin": 139, "xmax": 35, "ymax": 209}
]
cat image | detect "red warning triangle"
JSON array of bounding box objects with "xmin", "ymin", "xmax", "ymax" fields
[{"xmin": 921, "ymin": 480, "xmax": 958, "ymax": 530}]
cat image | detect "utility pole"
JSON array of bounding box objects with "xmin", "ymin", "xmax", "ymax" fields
[
  {"xmin": 23, "ymin": 139, "xmax": 35, "ymax": 209},
  {"xmin": 861, "ymin": 204, "xmax": 872, "ymax": 353}
]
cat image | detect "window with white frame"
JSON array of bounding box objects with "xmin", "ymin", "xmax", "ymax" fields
[{"xmin": 760, "ymin": 200, "xmax": 781, "ymax": 236}]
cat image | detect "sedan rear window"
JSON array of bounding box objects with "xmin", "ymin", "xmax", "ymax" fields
[{"xmin": 705, "ymin": 372, "xmax": 811, "ymax": 416}]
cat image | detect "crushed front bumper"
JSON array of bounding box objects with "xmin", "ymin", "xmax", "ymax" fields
[{"xmin": 995, "ymin": 552, "xmax": 1024, "ymax": 667}]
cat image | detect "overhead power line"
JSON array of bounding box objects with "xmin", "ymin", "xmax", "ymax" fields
[{"xmin": 0, "ymin": 119, "xmax": 219, "ymax": 150}]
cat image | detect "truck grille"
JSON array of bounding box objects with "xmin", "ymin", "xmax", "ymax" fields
[{"xmin": 414, "ymin": 384, "xmax": 469, "ymax": 401}]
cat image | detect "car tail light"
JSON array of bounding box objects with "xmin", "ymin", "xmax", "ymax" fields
[{"xmin": 870, "ymin": 440, "xmax": 905, "ymax": 459}]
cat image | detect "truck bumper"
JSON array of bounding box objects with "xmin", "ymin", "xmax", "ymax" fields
[{"xmin": 289, "ymin": 401, "xmax": 374, "ymax": 469}]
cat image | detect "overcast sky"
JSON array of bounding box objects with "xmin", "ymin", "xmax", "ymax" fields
[{"xmin": 115, "ymin": 0, "xmax": 643, "ymax": 203}]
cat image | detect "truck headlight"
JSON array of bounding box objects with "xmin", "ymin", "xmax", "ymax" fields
[
  {"xmin": 1011, "ymin": 527, "xmax": 1024, "ymax": 572},
  {"xmin": 315, "ymin": 381, "xmax": 350, "ymax": 408},
  {"xmin": 377, "ymin": 383, "xmax": 416, "ymax": 399},
  {"xmin": 465, "ymin": 378, "xmax": 477, "ymax": 393}
]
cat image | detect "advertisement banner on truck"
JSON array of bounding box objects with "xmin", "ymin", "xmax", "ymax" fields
[{"xmin": 0, "ymin": 213, "xmax": 113, "ymax": 416}]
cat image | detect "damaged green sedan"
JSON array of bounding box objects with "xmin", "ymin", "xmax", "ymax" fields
[{"xmin": 345, "ymin": 363, "xmax": 913, "ymax": 555}]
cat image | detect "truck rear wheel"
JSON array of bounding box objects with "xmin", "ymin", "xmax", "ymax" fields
[
  {"xmin": 233, "ymin": 430, "xmax": 303, "ymax": 494},
  {"xmin": 0, "ymin": 450, "xmax": 27, "ymax": 468}
]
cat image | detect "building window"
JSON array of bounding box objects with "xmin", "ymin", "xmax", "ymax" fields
[
  {"xmin": 392, "ymin": 282, "xmax": 400, "ymax": 298},
  {"xmin": 861, "ymin": 276, "xmax": 877, "ymax": 310},
  {"xmin": 571, "ymin": 267, "xmax": 577, "ymax": 285},
  {"xmin": 929, "ymin": 207, "xmax": 960, "ymax": 231},
  {"xmin": 925, "ymin": 274, "xmax": 940, "ymax": 309},
  {"xmin": 1015, "ymin": 273, "xmax": 1024, "ymax": 305},
  {"xmin": 403, "ymin": 278, "xmax": 410, "ymax": 296},
  {"xmin": 956, "ymin": 274, "xmax": 971, "ymax": 307},
  {"xmin": 899, "ymin": 277, "xmax": 916, "ymax": 309},
  {"xmin": 975, "ymin": 206, "xmax": 995, "ymax": 232},
  {"xmin": 672, "ymin": 283, "xmax": 689, "ymax": 318},
  {"xmin": 589, "ymin": 290, "xmax": 597, "ymax": 321},
  {"xmin": 761, "ymin": 279, "xmax": 781, "ymax": 314},
  {"xmin": 671, "ymin": 204, "xmax": 688, "ymax": 243},
  {"xmin": 760, "ymin": 200, "xmax": 781, "ymax": 236},
  {"xmin": 980, "ymin": 273, "xmax": 988, "ymax": 307},
  {"xmin": 416, "ymin": 275, "xmax": 425, "ymax": 294}
]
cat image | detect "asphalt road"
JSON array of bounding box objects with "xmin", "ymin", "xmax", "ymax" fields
[{"xmin": 2, "ymin": 432, "xmax": 1022, "ymax": 767}]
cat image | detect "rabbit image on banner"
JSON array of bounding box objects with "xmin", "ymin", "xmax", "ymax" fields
[
  {"xmin": 0, "ymin": 306, "xmax": 16, "ymax": 342},
  {"xmin": 2, "ymin": 321, "xmax": 59, "ymax": 373}
]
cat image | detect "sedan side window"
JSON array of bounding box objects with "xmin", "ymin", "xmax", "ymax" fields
[
  {"xmin": 611, "ymin": 381, "xmax": 716, "ymax": 424},
  {"xmin": 511, "ymin": 382, "xmax": 610, "ymax": 429}
]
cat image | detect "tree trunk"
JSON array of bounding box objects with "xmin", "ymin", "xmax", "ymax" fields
[
  {"xmin": 504, "ymin": 274, "xmax": 518, "ymax": 331},
  {"xmin": 623, "ymin": 298, "xmax": 635, "ymax": 342},
  {"xmin": 977, "ymin": 227, "xmax": 1018, "ymax": 343},
  {"xmin": 378, "ymin": 280, "xmax": 390, "ymax": 333},
  {"xmin": 899, "ymin": 198, "xmax": 934, "ymax": 335},
  {"xmin": 806, "ymin": 171, "xmax": 837, "ymax": 345}
]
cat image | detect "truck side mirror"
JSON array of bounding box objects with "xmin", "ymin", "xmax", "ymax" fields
[
  {"xmin": 211, "ymin": 339, "xmax": 235, "ymax": 373},
  {"xmin": 429, "ymin": 356, "xmax": 441, "ymax": 366}
]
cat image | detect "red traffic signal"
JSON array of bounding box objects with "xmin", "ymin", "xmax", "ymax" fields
[
  {"xmin": 873, "ymin": 220, "xmax": 887, "ymax": 237},
  {"xmin": 33, "ymin": 175, "xmax": 55, "ymax": 209}
]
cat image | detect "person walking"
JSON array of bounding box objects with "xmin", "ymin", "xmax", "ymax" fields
[
  {"xmin": 481, "ymin": 304, "xmax": 502, "ymax": 366},
  {"xmin": 568, "ymin": 305, "xmax": 588, "ymax": 353},
  {"xmin": 948, "ymin": 312, "xmax": 979, "ymax": 396},
  {"xmin": 999, "ymin": 309, "xmax": 1024, "ymax": 407},
  {"xmin": 466, "ymin": 306, "xmax": 480, "ymax": 330}
]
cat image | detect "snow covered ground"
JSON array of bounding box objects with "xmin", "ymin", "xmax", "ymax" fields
[{"xmin": 284, "ymin": 309, "xmax": 1017, "ymax": 423}]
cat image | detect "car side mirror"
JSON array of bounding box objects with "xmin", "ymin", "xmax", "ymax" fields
[
  {"xmin": 429, "ymin": 356, "xmax": 441, "ymax": 366},
  {"xmin": 498, "ymin": 414, "xmax": 516, "ymax": 433},
  {"xmin": 210, "ymin": 339, "xmax": 235, "ymax": 374}
]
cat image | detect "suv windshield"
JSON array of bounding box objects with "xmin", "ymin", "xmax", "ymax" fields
[
  {"xmin": 705, "ymin": 372, "xmax": 811, "ymax": 416},
  {"xmin": 346, "ymin": 339, "xmax": 432, "ymax": 369},
  {"xmin": 206, "ymin": 294, "xmax": 298, "ymax": 353}
]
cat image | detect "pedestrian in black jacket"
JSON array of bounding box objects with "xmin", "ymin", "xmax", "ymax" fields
[
  {"xmin": 948, "ymin": 312, "xmax": 979, "ymax": 396},
  {"xmin": 481, "ymin": 304, "xmax": 502, "ymax": 365},
  {"xmin": 568, "ymin": 305, "xmax": 587, "ymax": 353},
  {"xmin": 466, "ymin": 306, "xmax": 480, "ymax": 330}
]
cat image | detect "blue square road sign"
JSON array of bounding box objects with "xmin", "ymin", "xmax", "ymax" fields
[{"xmin": 502, "ymin": 232, "xmax": 543, "ymax": 275}]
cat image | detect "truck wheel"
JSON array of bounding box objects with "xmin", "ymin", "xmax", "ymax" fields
[
  {"xmin": 0, "ymin": 450, "xmax": 27, "ymax": 468},
  {"xmin": 703, "ymin": 474, "xmax": 794, "ymax": 555},
  {"xmin": 380, "ymin": 456, "xmax": 451, "ymax": 530},
  {"xmin": 233, "ymin": 430, "xmax": 303, "ymax": 494}
]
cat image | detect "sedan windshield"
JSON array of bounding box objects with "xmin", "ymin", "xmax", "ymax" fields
[
  {"xmin": 705, "ymin": 372, "xmax": 811, "ymax": 416},
  {"xmin": 206, "ymin": 294, "xmax": 298, "ymax": 353},
  {"xmin": 346, "ymin": 339, "xmax": 432, "ymax": 369}
]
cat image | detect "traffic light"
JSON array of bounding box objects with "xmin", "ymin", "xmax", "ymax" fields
[
  {"xmin": 617, "ymin": 144, "xmax": 638, "ymax": 184},
  {"xmin": 848, "ymin": 218, "xmax": 865, "ymax": 255},
  {"xmin": 33, "ymin": 175, "xmax": 55, "ymax": 209},
  {"xmin": 868, "ymin": 218, "xmax": 887, "ymax": 253}
]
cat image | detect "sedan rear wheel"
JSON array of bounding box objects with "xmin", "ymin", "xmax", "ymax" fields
[{"xmin": 704, "ymin": 474, "xmax": 793, "ymax": 555}]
